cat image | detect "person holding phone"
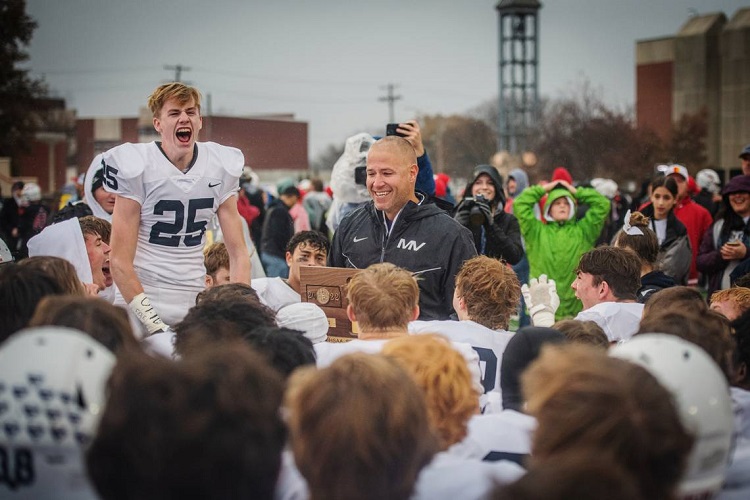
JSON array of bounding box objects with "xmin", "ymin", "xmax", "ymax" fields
[{"xmin": 698, "ymin": 174, "xmax": 750, "ymax": 296}]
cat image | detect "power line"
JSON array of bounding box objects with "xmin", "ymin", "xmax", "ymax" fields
[{"xmin": 378, "ymin": 83, "xmax": 401, "ymax": 122}]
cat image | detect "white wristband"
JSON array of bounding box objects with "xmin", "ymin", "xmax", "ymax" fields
[{"xmin": 128, "ymin": 292, "xmax": 168, "ymax": 335}]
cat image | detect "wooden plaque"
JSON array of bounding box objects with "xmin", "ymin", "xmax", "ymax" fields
[{"xmin": 299, "ymin": 266, "xmax": 361, "ymax": 342}]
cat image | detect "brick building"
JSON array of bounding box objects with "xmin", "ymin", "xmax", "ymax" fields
[{"xmin": 636, "ymin": 8, "xmax": 750, "ymax": 176}]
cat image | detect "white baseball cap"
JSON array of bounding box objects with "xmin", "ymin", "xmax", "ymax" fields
[{"xmin": 276, "ymin": 302, "xmax": 329, "ymax": 344}]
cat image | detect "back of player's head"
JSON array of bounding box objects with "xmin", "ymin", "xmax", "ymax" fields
[
  {"xmin": 347, "ymin": 263, "xmax": 418, "ymax": 332},
  {"xmin": 19, "ymin": 255, "xmax": 86, "ymax": 296},
  {"xmin": 86, "ymin": 343, "xmax": 285, "ymax": 500},
  {"xmin": 553, "ymin": 319, "xmax": 609, "ymax": 350},
  {"xmin": 732, "ymin": 308, "xmax": 750, "ymax": 386},
  {"xmin": 148, "ymin": 82, "xmax": 201, "ymax": 117},
  {"xmin": 29, "ymin": 296, "xmax": 139, "ymax": 355},
  {"xmin": 233, "ymin": 326, "xmax": 316, "ymax": 379},
  {"xmin": 383, "ymin": 334, "xmax": 479, "ymax": 449},
  {"xmin": 612, "ymin": 211, "xmax": 659, "ymax": 266},
  {"xmin": 524, "ymin": 343, "xmax": 693, "ymax": 500},
  {"xmin": 642, "ymin": 286, "xmax": 708, "ymax": 319},
  {"xmin": 285, "ymin": 353, "xmax": 437, "ymax": 500},
  {"xmin": 194, "ymin": 282, "xmax": 260, "ymax": 306},
  {"xmin": 203, "ymin": 242, "xmax": 230, "ymax": 278},
  {"xmin": 500, "ymin": 326, "xmax": 567, "ymax": 411},
  {"xmin": 636, "ymin": 308, "xmax": 735, "ymax": 382},
  {"xmin": 0, "ymin": 263, "xmax": 65, "ymax": 344},
  {"xmin": 576, "ymin": 246, "xmax": 641, "ymax": 300},
  {"xmin": 493, "ymin": 451, "xmax": 642, "ymax": 500},
  {"xmin": 285, "ymin": 230, "xmax": 330, "ymax": 257},
  {"xmin": 455, "ymin": 255, "xmax": 520, "ymax": 330},
  {"xmin": 173, "ymin": 297, "xmax": 277, "ymax": 356}
]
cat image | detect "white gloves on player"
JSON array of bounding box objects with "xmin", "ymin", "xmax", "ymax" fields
[
  {"xmin": 521, "ymin": 274, "xmax": 560, "ymax": 327},
  {"xmin": 128, "ymin": 292, "xmax": 170, "ymax": 335}
]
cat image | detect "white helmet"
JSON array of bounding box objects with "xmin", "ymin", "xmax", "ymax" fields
[
  {"xmin": 610, "ymin": 334, "xmax": 734, "ymax": 498},
  {"xmin": 0, "ymin": 327, "xmax": 115, "ymax": 498},
  {"xmin": 696, "ymin": 169, "xmax": 721, "ymax": 194}
]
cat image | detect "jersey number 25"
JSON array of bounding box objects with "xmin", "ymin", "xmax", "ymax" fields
[{"xmin": 149, "ymin": 198, "xmax": 213, "ymax": 247}]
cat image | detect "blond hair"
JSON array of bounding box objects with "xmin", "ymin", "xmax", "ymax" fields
[
  {"xmin": 147, "ymin": 82, "xmax": 201, "ymax": 118},
  {"xmin": 711, "ymin": 287, "xmax": 750, "ymax": 313},
  {"xmin": 347, "ymin": 263, "xmax": 418, "ymax": 332},
  {"xmin": 383, "ymin": 334, "xmax": 479, "ymax": 449},
  {"xmin": 204, "ymin": 242, "xmax": 230, "ymax": 279}
]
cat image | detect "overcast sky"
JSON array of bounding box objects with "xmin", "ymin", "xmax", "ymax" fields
[{"xmin": 25, "ymin": 0, "xmax": 749, "ymax": 163}]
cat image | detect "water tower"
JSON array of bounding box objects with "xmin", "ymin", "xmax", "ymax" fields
[{"xmin": 496, "ymin": 0, "xmax": 541, "ymax": 154}]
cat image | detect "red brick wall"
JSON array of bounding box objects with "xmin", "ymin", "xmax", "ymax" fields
[{"xmin": 636, "ymin": 61, "xmax": 673, "ymax": 141}]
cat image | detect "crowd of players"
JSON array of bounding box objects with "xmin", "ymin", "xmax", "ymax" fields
[{"xmin": 1, "ymin": 82, "xmax": 750, "ymax": 498}]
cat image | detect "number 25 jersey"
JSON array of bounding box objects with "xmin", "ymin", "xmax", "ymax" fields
[{"xmin": 103, "ymin": 141, "xmax": 243, "ymax": 291}]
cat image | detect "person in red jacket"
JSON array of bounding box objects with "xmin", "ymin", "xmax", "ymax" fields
[{"xmin": 660, "ymin": 164, "xmax": 713, "ymax": 286}]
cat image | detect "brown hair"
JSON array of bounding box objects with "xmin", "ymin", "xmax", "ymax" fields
[
  {"xmin": 642, "ymin": 286, "xmax": 708, "ymax": 319},
  {"xmin": 613, "ymin": 211, "xmax": 659, "ymax": 265},
  {"xmin": 30, "ymin": 296, "xmax": 139, "ymax": 355},
  {"xmin": 148, "ymin": 82, "xmax": 201, "ymax": 118},
  {"xmin": 347, "ymin": 263, "xmax": 419, "ymax": 332},
  {"xmin": 203, "ymin": 242, "xmax": 230, "ymax": 279},
  {"xmin": 383, "ymin": 334, "xmax": 479, "ymax": 449},
  {"xmin": 18, "ymin": 255, "xmax": 85, "ymax": 296},
  {"xmin": 637, "ymin": 307, "xmax": 735, "ymax": 382},
  {"xmin": 523, "ymin": 344, "xmax": 693, "ymax": 500},
  {"xmin": 86, "ymin": 343, "xmax": 285, "ymax": 499},
  {"xmin": 553, "ymin": 319, "xmax": 609, "ymax": 350},
  {"xmin": 575, "ymin": 246, "xmax": 641, "ymax": 300},
  {"xmin": 456, "ymin": 256, "xmax": 520, "ymax": 330},
  {"xmin": 286, "ymin": 353, "xmax": 437, "ymax": 500},
  {"xmin": 78, "ymin": 215, "xmax": 111, "ymax": 242}
]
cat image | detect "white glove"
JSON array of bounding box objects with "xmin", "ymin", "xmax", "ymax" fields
[
  {"xmin": 128, "ymin": 292, "xmax": 170, "ymax": 335},
  {"xmin": 521, "ymin": 275, "xmax": 560, "ymax": 327}
]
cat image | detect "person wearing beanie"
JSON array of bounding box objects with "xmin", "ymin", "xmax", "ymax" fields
[
  {"xmin": 514, "ymin": 178, "xmax": 610, "ymax": 320},
  {"xmin": 453, "ymin": 165, "xmax": 523, "ymax": 265},
  {"xmin": 698, "ymin": 174, "xmax": 750, "ymax": 296}
]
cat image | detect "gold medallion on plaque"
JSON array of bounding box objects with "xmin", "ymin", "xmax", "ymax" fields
[{"xmin": 316, "ymin": 287, "xmax": 331, "ymax": 305}]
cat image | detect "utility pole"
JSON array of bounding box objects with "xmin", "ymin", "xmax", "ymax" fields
[
  {"xmin": 164, "ymin": 64, "xmax": 191, "ymax": 82},
  {"xmin": 378, "ymin": 83, "xmax": 402, "ymax": 123}
]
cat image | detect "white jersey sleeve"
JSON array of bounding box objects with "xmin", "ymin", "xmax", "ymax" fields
[{"xmin": 102, "ymin": 143, "xmax": 148, "ymax": 204}]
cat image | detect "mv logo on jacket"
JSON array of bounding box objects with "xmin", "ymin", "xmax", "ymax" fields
[{"xmin": 397, "ymin": 238, "xmax": 426, "ymax": 252}]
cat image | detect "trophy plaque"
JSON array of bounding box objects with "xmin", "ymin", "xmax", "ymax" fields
[{"xmin": 299, "ymin": 266, "xmax": 361, "ymax": 342}]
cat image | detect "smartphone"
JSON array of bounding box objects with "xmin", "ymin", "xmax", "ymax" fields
[{"xmin": 386, "ymin": 123, "xmax": 406, "ymax": 138}]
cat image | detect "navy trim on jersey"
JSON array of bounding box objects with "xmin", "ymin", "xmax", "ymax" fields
[
  {"xmin": 482, "ymin": 451, "xmax": 528, "ymax": 466},
  {"xmin": 156, "ymin": 141, "xmax": 199, "ymax": 173}
]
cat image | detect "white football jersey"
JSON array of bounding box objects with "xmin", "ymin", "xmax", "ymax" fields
[
  {"xmin": 409, "ymin": 320, "xmax": 513, "ymax": 400},
  {"xmin": 448, "ymin": 410, "xmax": 535, "ymax": 465},
  {"xmin": 103, "ymin": 141, "xmax": 243, "ymax": 291},
  {"xmin": 314, "ymin": 337, "xmax": 483, "ymax": 396}
]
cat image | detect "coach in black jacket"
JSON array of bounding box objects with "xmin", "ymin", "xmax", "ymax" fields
[{"xmin": 329, "ymin": 137, "xmax": 476, "ymax": 320}]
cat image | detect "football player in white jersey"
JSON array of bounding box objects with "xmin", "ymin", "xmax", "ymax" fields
[
  {"xmin": 409, "ymin": 255, "xmax": 520, "ymax": 410},
  {"xmin": 105, "ymin": 83, "xmax": 250, "ymax": 334}
]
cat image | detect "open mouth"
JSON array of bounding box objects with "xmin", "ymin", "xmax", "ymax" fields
[{"xmin": 176, "ymin": 127, "xmax": 192, "ymax": 143}]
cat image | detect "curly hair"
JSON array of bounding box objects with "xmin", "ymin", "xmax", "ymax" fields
[
  {"xmin": 203, "ymin": 242, "xmax": 230, "ymax": 278},
  {"xmin": 455, "ymin": 256, "xmax": 520, "ymax": 330},
  {"xmin": 383, "ymin": 334, "xmax": 479, "ymax": 449},
  {"xmin": 347, "ymin": 263, "xmax": 419, "ymax": 332},
  {"xmin": 711, "ymin": 287, "xmax": 750, "ymax": 316}
]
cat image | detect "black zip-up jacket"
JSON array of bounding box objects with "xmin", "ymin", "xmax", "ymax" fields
[{"xmin": 329, "ymin": 196, "xmax": 477, "ymax": 320}]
